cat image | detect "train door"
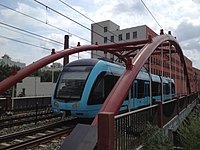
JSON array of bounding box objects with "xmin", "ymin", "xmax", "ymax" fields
[{"xmin": 144, "ymin": 82, "xmax": 150, "ymax": 105}]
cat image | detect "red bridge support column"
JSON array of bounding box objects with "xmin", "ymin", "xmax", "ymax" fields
[{"xmin": 97, "ymin": 112, "xmax": 114, "ymax": 150}]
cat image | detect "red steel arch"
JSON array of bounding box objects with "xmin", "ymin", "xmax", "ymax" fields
[
  {"xmin": 0, "ymin": 39, "xmax": 149, "ymax": 95},
  {"xmin": 0, "ymin": 34, "xmax": 190, "ymax": 125},
  {"xmin": 92, "ymin": 34, "xmax": 191, "ymax": 125}
]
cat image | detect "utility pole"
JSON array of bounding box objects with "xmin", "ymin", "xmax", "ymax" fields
[{"xmin": 63, "ymin": 35, "xmax": 69, "ymax": 66}]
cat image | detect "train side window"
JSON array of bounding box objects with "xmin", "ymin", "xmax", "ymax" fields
[
  {"xmin": 171, "ymin": 83, "xmax": 175, "ymax": 94},
  {"xmin": 131, "ymin": 83, "xmax": 134, "ymax": 98},
  {"xmin": 145, "ymin": 82, "xmax": 150, "ymax": 96},
  {"xmin": 88, "ymin": 73, "xmax": 119, "ymax": 105},
  {"xmin": 134, "ymin": 82, "xmax": 137, "ymax": 98},
  {"xmin": 125, "ymin": 81, "xmax": 135, "ymax": 100},
  {"xmin": 163, "ymin": 84, "xmax": 167, "ymax": 94},
  {"xmin": 166, "ymin": 84, "xmax": 170, "ymax": 94},
  {"xmin": 152, "ymin": 82, "xmax": 156, "ymax": 96},
  {"xmin": 152, "ymin": 82, "xmax": 160, "ymax": 96},
  {"xmin": 137, "ymin": 80, "xmax": 144, "ymax": 98}
]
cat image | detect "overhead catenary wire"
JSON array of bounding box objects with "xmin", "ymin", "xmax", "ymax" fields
[
  {"xmin": 0, "ymin": 2, "xmax": 113, "ymax": 63},
  {"xmin": 59, "ymin": 0, "xmax": 128, "ymax": 43},
  {"xmin": 140, "ymin": 0, "xmax": 163, "ymax": 29},
  {"xmin": 0, "ymin": 2, "xmax": 124, "ymax": 61},
  {"xmin": 0, "ymin": 34, "xmax": 51, "ymax": 51},
  {"xmin": 34, "ymin": 0, "xmax": 122, "ymax": 44},
  {"xmin": 0, "ymin": 3, "xmax": 91, "ymax": 43},
  {"xmin": 33, "ymin": 0, "xmax": 125, "ymax": 61},
  {"xmin": 0, "ymin": 4, "xmax": 93, "ymax": 58},
  {"xmin": 0, "ymin": 33, "xmax": 93, "ymax": 60},
  {"xmin": 0, "ymin": 22, "xmax": 63, "ymax": 46}
]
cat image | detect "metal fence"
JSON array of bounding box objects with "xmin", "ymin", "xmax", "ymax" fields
[
  {"xmin": 0, "ymin": 96, "xmax": 51, "ymax": 113},
  {"xmin": 102, "ymin": 93, "xmax": 199, "ymax": 150},
  {"xmin": 114, "ymin": 105, "xmax": 158, "ymax": 150},
  {"xmin": 13, "ymin": 96, "xmax": 51, "ymax": 111}
]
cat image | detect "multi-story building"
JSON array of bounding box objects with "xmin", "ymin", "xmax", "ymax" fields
[
  {"xmin": 91, "ymin": 20, "xmax": 157, "ymax": 60},
  {"xmin": 91, "ymin": 20, "xmax": 200, "ymax": 95}
]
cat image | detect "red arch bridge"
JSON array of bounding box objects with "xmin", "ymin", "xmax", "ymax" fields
[{"xmin": 0, "ymin": 33, "xmax": 199, "ymax": 150}]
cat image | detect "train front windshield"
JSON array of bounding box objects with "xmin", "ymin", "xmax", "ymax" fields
[{"xmin": 54, "ymin": 66, "xmax": 93, "ymax": 102}]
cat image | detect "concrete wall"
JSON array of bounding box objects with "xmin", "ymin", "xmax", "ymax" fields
[{"xmin": 16, "ymin": 76, "xmax": 56, "ymax": 97}]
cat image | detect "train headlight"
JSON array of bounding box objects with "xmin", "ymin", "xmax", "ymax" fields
[
  {"xmin": 54, "ymin": 101, "xmax": 59, "ymax": 107},
  {"xmin": 72, "ymin": 102, "xmax": 80, "ymax": 109}
]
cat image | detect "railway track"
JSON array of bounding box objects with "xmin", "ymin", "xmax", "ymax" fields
[{"xmin": 0, "ymin": 118, "xmax": 77, "ymax": 150}]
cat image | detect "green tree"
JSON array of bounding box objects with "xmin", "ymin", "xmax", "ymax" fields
[
  {"xmin": 0, "ymin": 64, "xmax": 20, "ymax": 97},
  {"xmin": 178, "ymin": 105, "xmax": 200, "ymax": 150}
]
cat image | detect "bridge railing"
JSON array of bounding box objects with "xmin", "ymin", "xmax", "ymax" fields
[
  {"xmin": 97, "ymin": 93, "xmax": 199, "ymax": 150},
  {"xmin": 114, "ymin": 104, "xmax": 158, "ymax": 150},
  {"xmin": 163, "ymin": 98, "xmax": 178, "ymax": 125}
]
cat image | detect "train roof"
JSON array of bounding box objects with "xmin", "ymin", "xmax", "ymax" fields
[
  {"xmin": 151, "ymin": 74, "xmax": 161, "ymax": 82},
  {"xmin": 161, "ymin": 77, "xmax": 169, "ymax": 83},
  {"xmin": 64, "ymin": 59, "xmax": 99, "ymax": 67},
  {"xmin": 165, "ymin": 77, "xmax": 175, "ymax": 84},
  {"xmin": 136, "ymin": 71, "xmax": 150, "ymax": 81},
  {"xmin": 64, "ymin": 59, "xmax": 175, "ymax": 84}
]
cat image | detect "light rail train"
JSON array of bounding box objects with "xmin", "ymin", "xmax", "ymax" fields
[{"xmin": 52, "ymin": 59, "xmax": 175, "ymax": 118}]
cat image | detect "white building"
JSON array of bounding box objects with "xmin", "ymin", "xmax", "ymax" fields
[
  {"xmin": 16, "ymin": 76, "xmax": 56, "ymax": 97},
  {"xmin": 91, "ymin": 20, "xmax": 157, "ymax": 60},
  {"xmin": 16, "ymin": 62, "xmax": 63, "ymax": 97},
  {"xmin": 0, "ymin": 54, "xmax": 26, "ymax": 68}
]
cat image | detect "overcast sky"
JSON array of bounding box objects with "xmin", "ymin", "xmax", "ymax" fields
[{"xmin": 0, "ymin": 0, "xmax": 200, "ymax": 69}]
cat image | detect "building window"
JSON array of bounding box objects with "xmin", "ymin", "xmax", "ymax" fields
[
  {"xmin": 110, "ymin": 36, "xmax": 114, "ymax": 42},
  {"xmin": 126, "ymin": 33, "xmax": 130, "ymax": 40},
  {"xmin": 133, "ymin": 31, "xmax": 137, "ymax": 39},
  {"xmin": 104, "ymin": 37, "xmax": 107, "ymax": 43},
  {"xmin": 104, "ymin": 27, "xmax": 107, "ymax": 32},
  {"xmin": 118, "ymin": 34, "xmax": 122, "ymax": 41}
]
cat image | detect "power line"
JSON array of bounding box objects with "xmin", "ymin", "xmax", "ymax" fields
[
  {"xmin": 0, "ymin": 25, "xmax": 62, "ymax": 47},
  {"xmin": 58, "ymin": 0, "xmax": 128, "ymax": 43},
  {"xmin": 0, "ymin": 34, "xmax": 51, "ymax": 51},
  {"xmin": 34, "ymin": 0, "xmax": 121, "ymax": 44},
  {"xmin": 141, "ymin": 0, "xmax": 163, "ymax": 29},
  {"xmin": 59, "ymin": 0, "xmax": 95, "ymax": 23},
  {"xmin": 0, "ymin": 22, "xmax": 63, "ymax": 46},
  {"xmin": 0, "ymin": 2, "xmax": 125, "ymax": 61},
  {"xmin": 0, "ymin": 3, "xmax": 91, "ymax": 43}
]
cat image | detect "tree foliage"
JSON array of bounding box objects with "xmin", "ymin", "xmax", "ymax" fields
[
  {"xmin": 178, "ymin": 104, "xmax": 200, "ymax": 150},
  {"xmin": 0, "ymin": 64, "xmax": 20, "ymax": 82},
  {"xmin": 0, "ymin": 64, "xmax": 20, "ymax": 97}
]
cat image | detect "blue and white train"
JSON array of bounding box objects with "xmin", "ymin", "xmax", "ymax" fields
[{"xmin": 52, "ymin": 59, "xmax": 175, "ymax": 118}]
